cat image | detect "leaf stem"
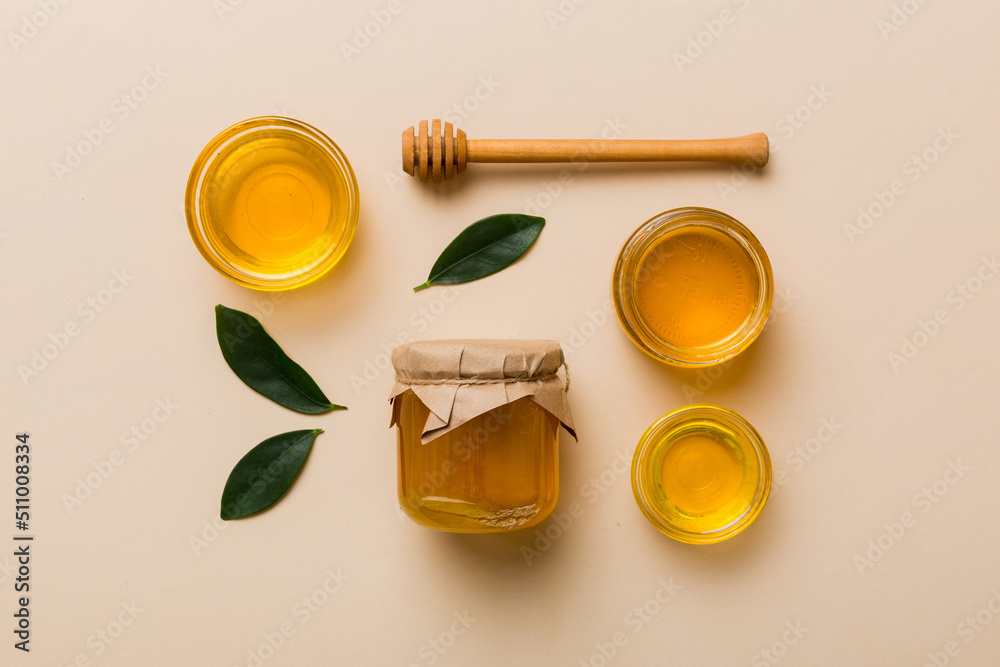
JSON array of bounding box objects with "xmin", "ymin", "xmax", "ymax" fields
[{"xmin": 412, "ymin": 214, "xmax": 545, "ymax": 293}]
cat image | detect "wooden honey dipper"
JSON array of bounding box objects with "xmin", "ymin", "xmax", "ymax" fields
[{"xmin": 402, "ymin": 120, "xmax": 769, "ymax": 183}]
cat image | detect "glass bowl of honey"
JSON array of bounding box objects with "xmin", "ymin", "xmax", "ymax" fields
[
  {"xmin": 612, "ymin": 207, "xmax": 772, "ymax": 366},
  {"xmin": 631, "ymin": 404, "xmax": 771, "ymax": 544},
  {"xmin": 185, "ymin": 117, "xmax": 359, "ymax": 290}
]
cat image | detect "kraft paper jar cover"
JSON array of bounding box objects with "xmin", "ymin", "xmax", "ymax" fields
[{"xmin": 390, "ymin": 339, "xmax": 576, "ymax": 444}]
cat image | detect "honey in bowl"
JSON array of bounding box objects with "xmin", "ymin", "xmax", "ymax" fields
[
  {"xmin": 613, "ymin": 207, "xmax": 773, "ymax": 367},
  {"xmin": 186, "ymin": 117, "xmax": 359, "ymax": 290},
  {"xmin": 631, "ymin": 404, "xmax": 772, "ymax": 544},
  {"xmin": 634, "ymin": 225, "xmax": 757, "ymax": 350}
]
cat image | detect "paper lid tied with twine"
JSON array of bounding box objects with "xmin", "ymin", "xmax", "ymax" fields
[{"xmin": 390, "ymin": 339, "xmax": 576, "ymax": 444}]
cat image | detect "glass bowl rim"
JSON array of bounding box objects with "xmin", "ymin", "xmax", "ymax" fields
[
  {"xmin": 630, "ymin": 403, "xmax": 772, "ymax": 544},
  {"xmin": 184, "ymin": 116, "xmax": 359, "ymax": 291},
  {"xmin": 612, "ymin": 206, "xmax": 773, "ymax": 367}
]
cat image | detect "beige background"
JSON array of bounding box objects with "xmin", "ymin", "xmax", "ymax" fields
[{"xmin": 3, "ymin": 1, "xmax": 1000, "ymax": 665}]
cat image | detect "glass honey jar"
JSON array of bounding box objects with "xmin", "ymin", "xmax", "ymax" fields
[{"xmin": 390, "ymin": 339, "xmax": 576, "ymax": 533}]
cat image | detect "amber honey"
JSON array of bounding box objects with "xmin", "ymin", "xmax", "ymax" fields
[
  {"xmin": 635, "ymin": 226, "xmax": 756, "ymax": 349},
  {"xmin": 613, "ymin": 208, "xmax": 773, "ymax": 366},
  {"xmin": 186, "ymin": 117, "xmax": 358, "ymax": 290},
  {"xmin": 396, "ymin": 393, "xmax": 558, "ymax": 532},
  {"xmin": 390, "ymin": 339, "xmax": 574, "ymax": 534},
  {"xmin": 632, "ymin": 404, "xmax": 771, "ymax": 544},
  {"xmin": 659, "ymin": 432, "xmax": 743, "ymax": 515}
]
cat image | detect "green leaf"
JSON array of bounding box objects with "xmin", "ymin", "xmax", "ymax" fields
[
  {"xmin": 221, "ymin": 429, "xmax": 322, "ymax": 520},
  {"xmin": 215, "ymin": 305, "xmax": 345, "ymax": 414},
  {"xmin": 413, "ymin": 214, "xmax": 545, "ymax": 291}
]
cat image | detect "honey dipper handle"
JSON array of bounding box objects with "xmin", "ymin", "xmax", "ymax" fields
[{"xmin": 466, "ymin": 134, "xmax": 769, "ymax": 168}]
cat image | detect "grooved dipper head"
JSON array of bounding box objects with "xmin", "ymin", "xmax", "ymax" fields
[{"xmin": 402, "ymin": 120, "xmax": 467, "ymax": 182}]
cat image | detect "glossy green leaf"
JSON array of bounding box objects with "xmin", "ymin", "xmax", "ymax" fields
[
  {"xmin": 221, "ymin": 429, "xmax": 322, "ymax": 520},
  {"xmin": 413, "ymin": 214, "xmax": 545, "ymax": 291},
  {"xmin": 215, "ymin": 305, "xmax": 344, "ymax": 414}
]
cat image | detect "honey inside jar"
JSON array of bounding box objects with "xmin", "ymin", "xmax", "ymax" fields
[
  {"xmin": 186, "ymin": 117, "xmax": 358, "ymax": 290},
  {"xmin": 389, "ymin": 339, "xmax": 575, "ymax": 534},
  {"xmin": 396, "ymin": 393, "xmax": 558, "ymax": 532},
  {"xmin": 631, "ymin": 404, "xmax": 771, "ymax": 544},
  {"xmin": 613, "ymin": 208, "xmax": 773, "ymax": 367}
]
